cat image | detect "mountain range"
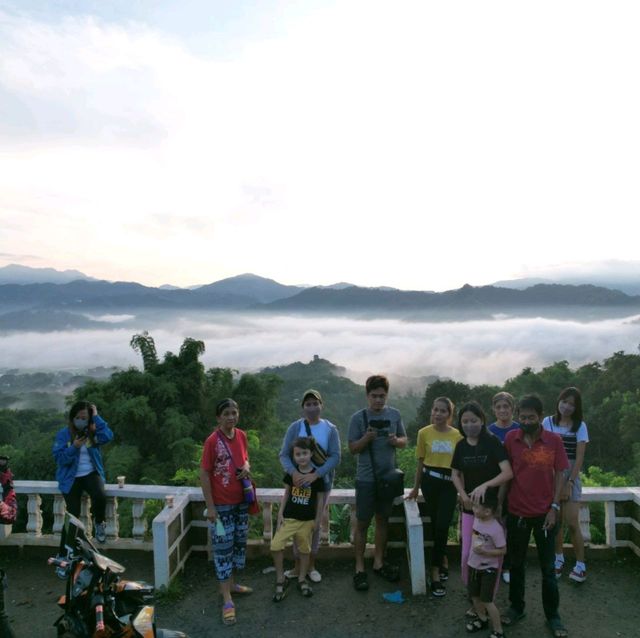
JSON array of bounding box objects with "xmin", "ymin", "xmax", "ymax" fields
[{"xmin": 1, "ymin": 265, "xmax": 640, "ymax": 331}]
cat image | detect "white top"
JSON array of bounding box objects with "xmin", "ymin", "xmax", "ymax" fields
[
  {"xmin": 297, "ymin": 419, "xmax": 331, "ymax": 452},
  {"xmin": 75, "ymin": 444, "xmax": 95, "ymax": 477}
]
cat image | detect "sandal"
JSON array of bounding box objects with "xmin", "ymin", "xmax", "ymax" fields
[
  {"xmin": 547, "ymin": 616, "xmax": 568, "ymax": 637},
  {"xmin": 221, "ymin": 602, "xmax": 236, "ymax": 625},
  {"xmin": 502, "ymin": 607, "xmax": 526, "ymax": 626},
  {"xmin": 465, "ymin": 608, "xmax": 479, "ymax": 620},
  {"xmin": 466, "ymin": 617, "xmax": 489, "ymax": 633},
  {"xmin": 232, "ymin": 583, "xmax": 253, "ymax": 594},
  {"xmin": 297, "ymin": 579, "xmax": 313, "ymax": 597},
  {"xmin": 272, "ymin": 580, "xmax": 288, "ymax": 603},
  {"xmin": 439, "ymin": 566, "xmax": 449, "ymax": 581},
  {"xmin": 373, "ymin": 562, "xmax": 400, "ymax": 582},
  {"xmin": 353, "ymin": 571, "xmax": 369, "ymax": 591},
  {"xmin": 489, "ymin": 632, "xmax": 505, "ymax": 638},
  {"xmin": 430, "ymin": 580, "xmax": 446, "ymax": 597}
]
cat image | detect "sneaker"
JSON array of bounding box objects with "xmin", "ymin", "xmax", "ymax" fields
[
  {"xmin": 569, "ymin": 566, "xmax": 587, "ymax": 583},
  {"xmin": 502, "ymin": 569, "xmax": 510, "ymax": 584},
  {"xmin": 284, "ymin": 569, "xmax": 298, "ymax": 579},
  {"xmin": 308, "ymin": 569, "xmax": 322, "ymax": 583},
  {"xmin": 353, "ymin": 571, "xmax": 369, "ymax": 591},
  {"xmin": 94, "ymin": 522, "xmax": 107, "ymax": 544},
  {"xmin": 554, "ymin": 560, "xmax": 564, "ymax": 579}
]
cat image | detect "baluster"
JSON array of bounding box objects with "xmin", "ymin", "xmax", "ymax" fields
[
  {"xmin": 26, "ymin": 494, "xmax": 43, "ymax": 537},
  {"xmin": 52, "ymin": 495, "xmax": 66, "ymax": 535},
  {"xmin": 132, "ymin": 499, "xmax": 147, "ymax": 540},
  {"xmin": 262, "ymin": 503, "xmax": 273, "ymax": 543},
  {"xmin": 105, "ymin": 496, "xmax": 119, "ymax": 541},
  {"xmin": 80, "ymin": 495, "xmax": 93, "ymax": 536},
  {"xmin": 579, "ymin": 504, "xmax": 591, "ymax": 544},
  {"xmin": 349, "ymin": 504, "xmax": 357, "ymax": 544},
  {"xmin": 320, "ymin": 505, "xmax": 330, "ymax": 545}
]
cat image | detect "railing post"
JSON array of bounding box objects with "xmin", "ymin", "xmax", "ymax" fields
[
  {"xmin": 349, "ymin": 504, "xmax": 357, "ymax": 544},
  {"xmin": 320, "ymin": 505, "xmax": 330, "ymax": 545},
  {"xmin": 579, "ymin": 504, "xmax": 591, "ymax": 544},
  {"xmin": 26, "ymin": 494, "xmax": 43, "ymax": 537},
  {"xmin": 105, "ymin": 496, "xmax": 119, "ymax": 541},
  {"xmin": 80, "ymin": 495, "xmax": 92, "ymax": 536},
  {"xmin": 604, "ymin": 500, "xmax": 617, "ymax": 547},
  {"xmin": 52, "ymin": 495, "xmax": 66, "ymax": 536},
  {"xmin": 132, "ymin": 499, "xmax": 147, "ymax": 540}
]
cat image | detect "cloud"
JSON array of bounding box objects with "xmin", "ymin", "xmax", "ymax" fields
[{"xmin": 2, "ymin": 313, "xmax": 639, "ymax": 387}]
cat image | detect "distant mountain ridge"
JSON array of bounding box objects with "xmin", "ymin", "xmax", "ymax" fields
[
  {"xmin": 0, "ymin": 264, "xmax": 95, "ymax": 285},
  {"xmin": 1, "ymin": 269, "xmax": 640, "ymax": 331}
]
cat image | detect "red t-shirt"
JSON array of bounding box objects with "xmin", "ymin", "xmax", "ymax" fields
[
  {"xmin": 505, "ymin": 428, "xmax": 569, "ymax": 518},
  {"xmin": 200, "ymin": 428, "xmax": 249, "ymax": 505}
]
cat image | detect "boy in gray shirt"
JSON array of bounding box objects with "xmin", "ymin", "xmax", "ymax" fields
[{"xmin": 348, "ymin": 375, "xmax": 407, "ymax": 591}]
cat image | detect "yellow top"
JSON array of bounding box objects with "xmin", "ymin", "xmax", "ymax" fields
[{"xmin": 415, "ymin": 424, "xmax": 463, "ymax": 469}]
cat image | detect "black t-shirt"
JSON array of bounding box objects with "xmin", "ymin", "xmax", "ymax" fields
[
  {"xmin": 282, "ymin": 468, "xmax": 325, "ymax": 521},
  {"xmin": 451, "ymin": 433, "xmax": 508, "ymax": 513}
]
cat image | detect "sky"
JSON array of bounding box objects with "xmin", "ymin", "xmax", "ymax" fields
[{"xmin": 1, "ymin": 1, "xmax": 639, "ymax": 291}]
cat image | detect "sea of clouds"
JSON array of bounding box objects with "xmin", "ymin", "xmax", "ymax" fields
[{"xmin": 2, "ymin": 313, "xmax": 640, "ymax": 388}]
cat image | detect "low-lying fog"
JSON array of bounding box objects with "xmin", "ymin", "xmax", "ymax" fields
[{"xmin": 2, "ymin": 313, "xmax": 640, "ymax": 387}]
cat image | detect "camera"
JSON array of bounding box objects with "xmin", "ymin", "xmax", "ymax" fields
[{"xmin": 369, "ymin": 419, "xmax": 391, "ymax": 437}]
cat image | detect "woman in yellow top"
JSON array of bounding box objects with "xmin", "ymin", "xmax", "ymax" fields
[{"xmin": 407, "ymin": 396, "xmax": 462, "ymax": 597}]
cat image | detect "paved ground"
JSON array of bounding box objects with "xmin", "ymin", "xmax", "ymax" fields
[{"xmin": 1, "ymin": 546, "xmax": 639, "ymax": 637}]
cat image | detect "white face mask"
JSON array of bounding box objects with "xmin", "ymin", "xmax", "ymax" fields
[{"xmin": 73, "ymin": 418, "xmax": 89, "ymax": 430}]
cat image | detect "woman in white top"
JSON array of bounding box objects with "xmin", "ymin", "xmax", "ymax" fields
[{"xmin": 542, "ymin": 387, "xmax": 589, "ymax": 583}]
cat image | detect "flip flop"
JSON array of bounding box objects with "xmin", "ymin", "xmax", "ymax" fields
[
  {"xmin": 502, "ymin": 607, "xmax": 525, "ymax": 626},
  {"xmin": 222, "ymin": 602, "xmax": 236, "ymax": 625},
  {"xmin": 548, "ymin": 616, "xmax": 568, "ymax": 637}
]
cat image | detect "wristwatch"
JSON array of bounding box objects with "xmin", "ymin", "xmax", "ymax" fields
[{"xmin": 550, "ymin": 502, "xmax": 560, "ymax": 511}]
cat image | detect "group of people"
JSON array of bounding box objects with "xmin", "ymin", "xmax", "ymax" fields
[{"xmin": 46, "ymin": 379, "xmax": 589, "ymax": 637}]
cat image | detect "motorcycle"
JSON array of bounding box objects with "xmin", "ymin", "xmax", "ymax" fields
[{"xmin": 49, "ymin": 513, "xmax": 188, "ymax": 638}]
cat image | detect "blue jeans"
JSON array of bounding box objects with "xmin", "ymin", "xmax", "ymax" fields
[{"xmin": 506, "ymin": 513, "xmax": 561, "ymax": 621}]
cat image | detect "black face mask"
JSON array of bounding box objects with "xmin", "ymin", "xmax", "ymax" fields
[{"xmin": 520, "ymin": 421, "xmax": 540, "ymax": 436}]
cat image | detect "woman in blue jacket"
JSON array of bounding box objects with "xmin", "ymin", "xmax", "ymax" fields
[{"xmin": 52, "ymin": 401, "xmax": 113, "ymax": 543}]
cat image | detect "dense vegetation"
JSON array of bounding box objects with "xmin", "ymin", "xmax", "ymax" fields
[{"xmin": 1, "ymin": 334, "xmax": 638, "ymax": 537}]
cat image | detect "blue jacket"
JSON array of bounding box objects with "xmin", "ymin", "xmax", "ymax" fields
[
  {"xmin": 52, "ymin": 416, "xmax": 114, "ymax": 494},
  {"xmin": 279, "ymin": 418, "xmax": 341, "ymax": 489}
]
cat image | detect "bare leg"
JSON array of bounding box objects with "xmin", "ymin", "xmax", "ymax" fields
[
  {"xmin": 219, "ymin": 579, "xmax": 232, "ymax": 605},
  {"xmin": 471, "ymin": 596, "xmax": 488, "ymax": 620},
  {"xmin": 298, "ymin": 552, "xmax": 311, "ymax": 582},
  {"xmin": 372, "ymin": 514, "xmax": 388, "ymax": 569},
  {"xmin": 565, "ymin": 501, "xmax": 585, "ymax": 562},
  {"xmin": 354, "ymin": 520, "xmax": 370, "ymax": 572},
  {"xmin": 484, "ymin": 601, "xmax": 503, "ymax": 634},
  {"xmin": 273, "ymin": 550, "xmax": 285, "ymax": 583}
]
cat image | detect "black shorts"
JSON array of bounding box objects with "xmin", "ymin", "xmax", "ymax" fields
[
  {"xmin": 355, "ymin": 480, "xmax": 394, "ymax": 522},
  {"xmin": 467, "ymin": 566, "xmax": 498, "ymax": 603}
]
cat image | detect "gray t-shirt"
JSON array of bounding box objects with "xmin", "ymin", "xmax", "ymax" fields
[{"xmin": 348, "ymin": 407, "xmax": 406, "ymax": 482}]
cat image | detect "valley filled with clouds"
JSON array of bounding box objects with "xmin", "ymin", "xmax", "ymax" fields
[{"xmin": 2, "ymin": 312, "xmax": 639, "ymax": 387}]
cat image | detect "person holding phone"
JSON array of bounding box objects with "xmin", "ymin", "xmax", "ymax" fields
[{"xmin": 52, "ymin": 401, "xmax": 114, "ymax": 544}]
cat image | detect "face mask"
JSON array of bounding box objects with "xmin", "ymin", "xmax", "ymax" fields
[
  {"xmin": 521, "ymin": 421, "xmax": 540, "ymax": 435},
  {"xmin": 462, "ymin": 424, "xmax": 482, "ymax": 438},
  {"xmin": 558, "ymin": 401, "xmax": 575, "ymax": 417},
  {"xmin": 74, "ymin": 418, "xmax": 89, "ymax": 430},
  {"xmin": 0, "ymin": 458, "xmax": 8, "ymax": 472},
  {"xmin": 304, "ymin": 405, "xmax": 322, "ymax": 421}
]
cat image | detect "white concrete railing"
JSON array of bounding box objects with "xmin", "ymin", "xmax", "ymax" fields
[{"xmin": 2, "ymin": 482, "xmax": 639, "ymax": 596}]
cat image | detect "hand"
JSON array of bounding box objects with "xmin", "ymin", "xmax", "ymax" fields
[
  {"xmin": 405, "ymin": 487, "xmax": 419, "ymax": 501},
  {"xmin": 237, "ymin": 462, "xmax": 251, "ymax": 480},
  {"xmin": 363, "ymin": 427, "xmax": 377, "ymax": 444},
  {"xmin": 543, "ymin": 508, "xmax": 557, "ymax": 531},
  {"xmin": 472, "ymin": 544, "xmax": 487, "ymax": 555},
  {"xmin": 387, "ymin": 434, "xmax": 398, "ymax": 447},
  {"xmin": 206, "ymin": 506, "xmax": 218, "ymax": 523},
  {"xmin": 469, "ymin": 484, "xmax": 488, "ymax": 505},
  {"xmin": 73, "ymin": 435, "xmax": 87, "ymax": 448},
  {"xmin": 460, "ymin": 494, "xmax": 473, "ymax": 511},
  {"xmin": 91, "ymin": 404, "xmax": 99, "ymax": 417}
]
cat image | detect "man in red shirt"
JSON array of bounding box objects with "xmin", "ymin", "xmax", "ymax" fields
[{"xmin": 503, "ymin": 395, "xmax": 569, "ymax": 638}]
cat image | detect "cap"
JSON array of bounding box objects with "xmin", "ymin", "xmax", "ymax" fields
[{"xmin": 301, "ymin": 389, "xmax": 323, "ymax": 406}]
